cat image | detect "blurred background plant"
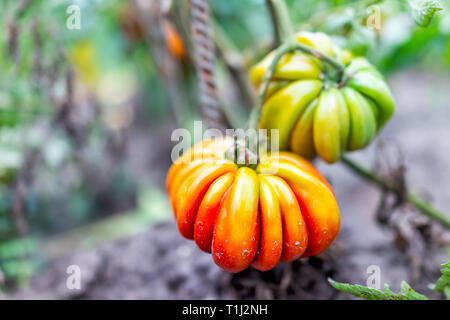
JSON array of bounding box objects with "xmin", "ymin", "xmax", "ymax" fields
[{"xmin": 0, "ymin": 0, "xmax": 448, "ymax": 294}]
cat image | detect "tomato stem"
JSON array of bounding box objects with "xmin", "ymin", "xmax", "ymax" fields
[
  {"xmin": 224, "ymin": 135, "xmax": 260, "ymax": 169},
  {"xmin": 341, "ymin": 156, "xmax": 450, "ymax": 229},
  {"xmin": 266, "ymin": 0, "xmax": 294, "ymax": 43}
]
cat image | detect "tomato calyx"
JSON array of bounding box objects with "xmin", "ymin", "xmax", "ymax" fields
[
  {"xmin": 338, "ymin": 70, "xmax": 354, "ymax": 88},
  {"xmin": 321, "ymin": 68, "xmax": 354, "ymax": 90},
  {"xmin": 224, "ymin": 136, "xmax": 260, "ymax": 170}
]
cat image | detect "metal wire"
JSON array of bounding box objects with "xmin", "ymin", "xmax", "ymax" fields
[{"xmin": 189, "ymin": 0, "xmax": 229, "ymax": 132}]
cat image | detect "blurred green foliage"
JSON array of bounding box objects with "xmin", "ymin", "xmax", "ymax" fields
[{"xmin": 0, "ymin": 237, "xmax": 43, "ymax": 288}]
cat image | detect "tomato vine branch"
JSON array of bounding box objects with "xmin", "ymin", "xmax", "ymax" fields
[
  {"xmin": 265, "ymin": 0, "xmax": 294, "ymax": 45},
  {"xmin": 342, "ymin": 156, "xmax": 450, "ymax": 229}
]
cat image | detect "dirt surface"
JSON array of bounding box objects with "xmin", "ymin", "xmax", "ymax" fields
[
  {"xmin": 6, "ymin": 68, "xmax": 450, "ymax": 300},
  {"xmin": 5, "ymin": 222, "xmax": 350, "ymax": 299}
]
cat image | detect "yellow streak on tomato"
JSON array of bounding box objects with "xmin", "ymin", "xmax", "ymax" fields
[
  {"xmin": 277, "ymin": 152, "xmax": 333, "ymax": 192},
  {"xmin": 295, "ymin": 31, "xmax": 335, "ymax": 58},
  {"xmin": 249, "ymin": 51, "xmax": 320, "ymax": 87}
]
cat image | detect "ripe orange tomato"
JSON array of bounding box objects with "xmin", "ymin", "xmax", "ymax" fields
[
  {"xmin": 118, "ymin": 4, "xmax": 186, "ymax": 61},
  {"xmin": 166, "ymin": 138, "xmax": 340, "ymax": 272},
  {"xmin": 164, "ymin": 21, "xmax": 186, "ymax": 61}
]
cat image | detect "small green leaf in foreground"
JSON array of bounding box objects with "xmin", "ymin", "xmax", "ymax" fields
[
  {"xmin": 408, "ymin": 0, "xmax": 444, "ymax": 27},
  {"xmin": 328, "ymin": 278, "xmax": 428, "ymax": 300},
  {"xmin": 431, "ymin": 261, "xmax": 450, "ymax": 299}
]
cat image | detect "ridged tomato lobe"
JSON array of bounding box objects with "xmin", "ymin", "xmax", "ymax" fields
[
  {"xmin": 251, "ymin": 176, "xmax": 283, "ymax": 271},
  {"xmin": 194, "ymin": 172, "xmax": 235, "ymax": 252},
  {"xmin": 212, "ymin": 167, "xmax": 260, "ymax": 273},
  {"xmin": 258, "ymin": 157, "xmax": 339, "ymax": 257},
  {"xmin": 175, "ymin": 162, "xmax": 236, "ymax": 239},
  {"xmin": 264, "ymin": 175, "xmax": 308, "ymax": 262}
]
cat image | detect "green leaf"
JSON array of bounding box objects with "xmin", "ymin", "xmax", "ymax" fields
[
  {"xmin": 432, "ymin": 261, "xmax": 450, "ymax": 299},
  {"xmin": 328, "ymin": 278, "xmax": 428, "ymax": 300},
  {"xmin": 408, "ymin": 0, "xmax": 444, "ymax": 27}
]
